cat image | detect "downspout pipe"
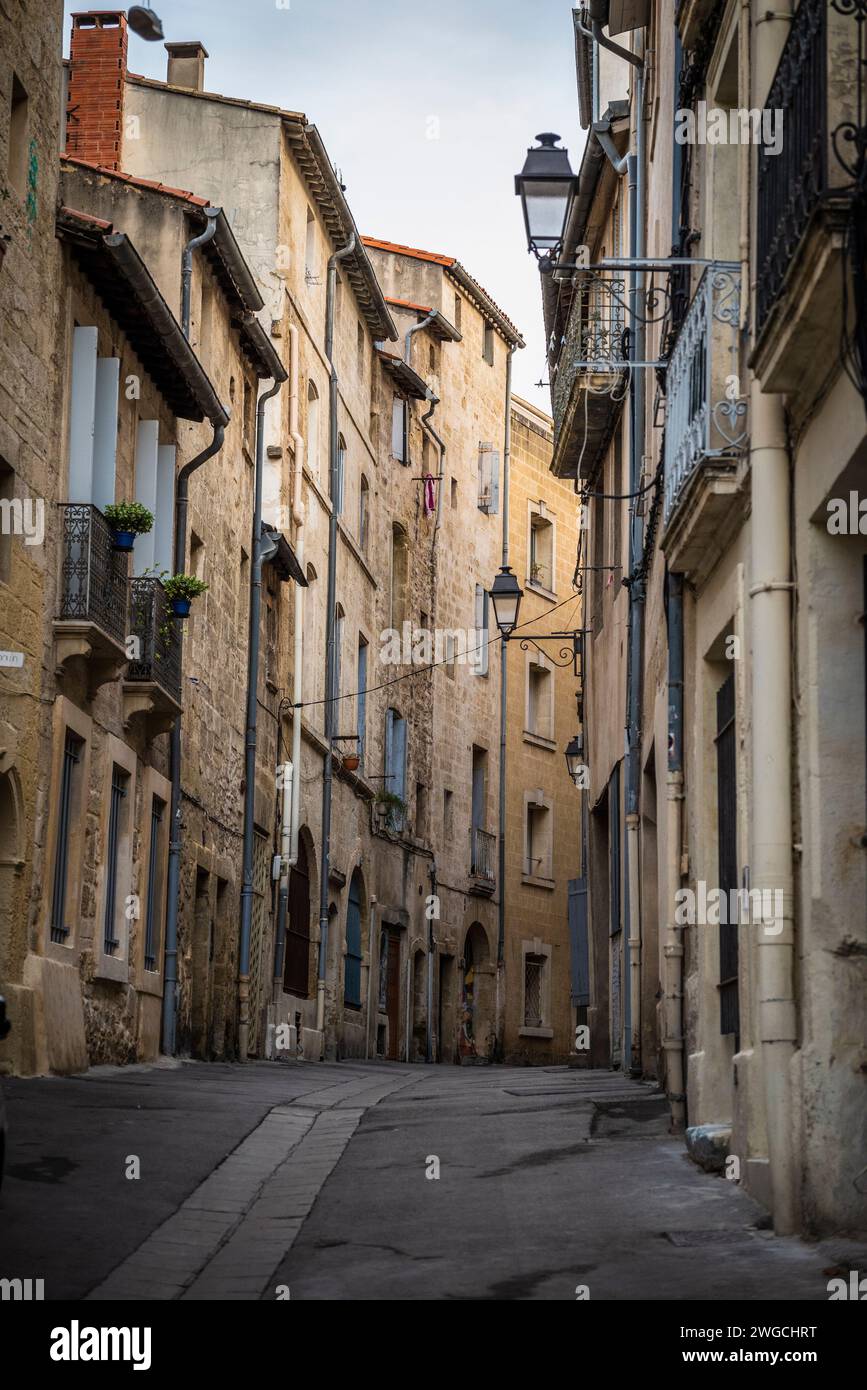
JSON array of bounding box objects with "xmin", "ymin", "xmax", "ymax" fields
[
  {"xmin": 181, "ymin": 207, "xmax": 219, "ymax": 345},
  {"xmin": 316, "ymin": 232, "xmax": 357, "ymax": 1050},
  {"xmin": 750, "ymin": 0, "xmax": 798, "ymax": 1237},
  {"xmin": 238, "ymin": 371, "xmax": 288, "ymax": 1060},
  {"xmin": 405, "ymin": 308, "xmax": 437, "ymax": 365},
  {"xmin": 664, "ymin": 571, "xmax": 686, "ymax": 1132},
  {"xmin": 161, "ymin": 205, "xmax": 226, "ymax": 1057}
]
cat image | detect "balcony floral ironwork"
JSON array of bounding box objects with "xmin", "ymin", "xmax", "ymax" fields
[
  {"xmin": 757, "ymin": 0, "xmax": 867, "ymax": 337},
  {"xmin": 127, "ymin": 576, "xmax": 182, "ymax": 706},
  {"xmin": 552, "ymin": 269, "xmax": 669, "ymax": 477},
  {"xmin": 663, "ymin": 264, "xmax": 747, "ymax": 524},
  {"xmin": 57, "ymin": 503, "xmax": 128, "ymax": 646}
]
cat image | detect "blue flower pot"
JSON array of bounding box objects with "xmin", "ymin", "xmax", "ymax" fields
[
  {"xmin": 170, "ymin": 596, "xmax": 192, "ymax": 618},
  {"xmin": 112, "ymin": 530, "xmax": 136, "ymax": 552}
]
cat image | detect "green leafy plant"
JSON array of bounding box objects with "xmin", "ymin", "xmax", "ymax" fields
[
  {"xmin": 375, "ymin": 789, "xmax": 407, "ymax": 832},
  {"xmin": 162, "ymin": 573, "xmax": 209, "ymax": 602},
  {"xmin": 103, "ymin": 502, "xmax": 154, "ymax": 535}
]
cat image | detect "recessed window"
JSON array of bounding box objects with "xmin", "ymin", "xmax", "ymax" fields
[
  {"xmin": 0, "ymin": 459, "xmax": 14, "ymax": 583},
  {"xmin": 477, "ymin": 441, "xmax": 499, "ymax": 513},
  {"xmin": 7, "ymin": 73, "xmax": 29, "ymax": 200},
  {"xmin": 391, "ymin": 395, "xmax": 407, "ymax": 463},
  {"xmin": 359, "ymin": 473, "xmax": 369, "ymax": 554},
  {"xmin": 523, "ymin": 955, "xmax": 545, "ymax": 1028},
  {"xmin": 473, "ymin": 583, "xmax": 489, "ymax": 677},
  {"xmin": 443, "ymin": 788, "xmax": 453, "ymax": 840},
  {"xmin": 529, "ymin": 509, "xmax": 554, "ymax": 591},
  {"xmin": 356, "ymin": 636, "xmax": 368, "ymax": 770},
  {"xmin": 333, "ymin": 433, "xmax": 346, "ymax": 514},
  {"xmin": 305, "ymin": 207, "xmax": 317, "ymax": 282},
  {"xmin": 450, "ymin": 477, "xmax": 458, "ymax": 508},
  {"xmin": 103, "ymin": 764, "xmax": 131, "ymax": 957},
  {"xmin": 390, "ymin": 522, "xmax": 409, "ymax": 630},
  {"xmin": 50, "ymin": 730, "xmax": 85, "ymax": 944},
  {"xmin": 524, "ymin": 795, "xmax": 553, "ymax": 881},
  {"xmin": 454, "ymin": 294, "xmax": 462, "ymax": 333},
  {"xmin": 483, "ymin": 324, "xmax": 495, "ymax": 367},
  {"xmin": 307, "ymin": 380, "xmax": 320, "ymax": 477},
  {"xmin": 527, "ymin": 657, "xmax": 554, "ymax": 741}
]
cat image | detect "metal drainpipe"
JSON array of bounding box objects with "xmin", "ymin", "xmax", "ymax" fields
[
  {"xmin": 426, "ymin": 861, "xmax": 437, "ymax": 1063},
  {"xmin": 238, "ymin": 373, "xmax": 286, "ymax": 1060},
  {"xmin": 496, "ymin": 346, "xmax": 515, "ymax": 1062},
  {"xmin": 405, "ymin": 309, "xmax": 437, "ymax": 364},
  {"xmin": 750, "ymin": 0, "xmax": 798, "ymax": 1237},
  {"xmin": 316, "ymin": 232, "xmax": 357, "ymax": 1051},
  {"xmin": 664, "ymin": 571, "xmax": 686, "ymax": 1132},
  {"xmin": 161, "ymin": 206, "xmax": 223, "ymax": 1057}
]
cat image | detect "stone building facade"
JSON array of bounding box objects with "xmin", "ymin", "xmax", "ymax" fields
[
  {"xmin": 536, "ymin": 0, "xmax": 866, "ymax": 1236},
  {"xmin": 0, "ymin": 0, "xmax": 65, "ymax": 1072},
  {"xmin": 502, "ymin": 396, "xmax": 582, "ymax": 1065}
]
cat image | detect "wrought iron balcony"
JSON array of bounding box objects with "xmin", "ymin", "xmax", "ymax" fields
[
  {"xmin": 551, "ymin": 271, "xmax": 631, "ymax": 479},
  {"xmin": 470, "ymin": 826, "xmax": 496, "ymax": 891},
  {"xmin": 55, "ymin": 503, "xmax": 129, "ymax": 688},
  {"xmin": 662, "ymin": 263, "xmax": 747, "ymax": 528},
  {"xmin": 756, "ymin": 0, "xmax": 865, "ymax": 340},
  {"xmin": 126, "ymin": 577, "xmax": 182, "ymax": 707},
  {"xmin": 58, "ymin": 503, "xmax": 128, "ymax": 642}
]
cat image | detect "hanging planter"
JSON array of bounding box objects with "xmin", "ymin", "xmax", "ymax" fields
[
  {"xmin": 104, "ymin": 502, "xmax": 154, "ymax": 553},
  {"xmin": 162, "ymin": 573, "xmax": 208, "ymax": 618},
  {"xmin": 342, "ymin": 753, "xmax": 360, "ymax": 773}
]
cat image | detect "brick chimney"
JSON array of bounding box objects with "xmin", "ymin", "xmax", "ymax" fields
[
  {"xmin": 66, "ymin": 11, "xmax": 128, "ymax": 170},
  {"xmin": 165, "ymin": 41, "xmax": 208, "ymax": 92}
]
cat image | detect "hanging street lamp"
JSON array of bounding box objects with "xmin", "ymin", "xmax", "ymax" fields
[{"xmin": 515, "ymin": 133, "xmax": 578, "ymax": 260}]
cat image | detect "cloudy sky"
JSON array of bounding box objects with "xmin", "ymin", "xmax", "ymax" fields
[{"xmin": 62, "ymin": 0, "xmax": 582, "ymax": 409}]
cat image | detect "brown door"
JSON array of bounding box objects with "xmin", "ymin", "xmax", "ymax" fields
[{"xmin": 386, "ymin": 929, "xmax": 401, "ymax": 1060}]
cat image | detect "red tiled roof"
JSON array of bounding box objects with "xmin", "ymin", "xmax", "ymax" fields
[
  {"xmin": 58, "ymin": 205, "xmax": 113, "ymax": 231},
  {"xmin": 62, "ymin": 155, "xmax": 210, "ymax": 207},
  {"xmin": 386, "ymin": 296, "xmax": 433, "ymax": 313},
  {"xmin": 363, "ymin": 237, "xmax": 455, "ymax": 268}
]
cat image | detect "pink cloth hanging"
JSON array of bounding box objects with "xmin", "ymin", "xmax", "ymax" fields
[{"xmin": 423, "ymin": 473, "xmax": 436, "ymax": 515}]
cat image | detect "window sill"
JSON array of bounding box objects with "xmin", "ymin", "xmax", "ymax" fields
[
  {"xmin": 523, "ymin": 730, "xmax": 556, "ymax": 751},
  {"xmin": 526, "ymin": 579, "xmax": 558, "ymax": 602},
  {"xmin": 519, "ymin": 1026, "xmax": 554, "ymax": 1039},
  {"xmin": 521, "ymin": 873, "xmax": 555, "ymax": 891},
  {"xmin": 94, "ymin": 953, "xmax": 129, "ymax": 984}
]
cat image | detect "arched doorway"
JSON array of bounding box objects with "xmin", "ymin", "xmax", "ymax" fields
[
  {"xmin": 284, "ymin": 835, "xmax": 311, "ymax": 997},
  {"xmin": 460, "ymin": 921, "xmax": 493, "ymax": 1061}
]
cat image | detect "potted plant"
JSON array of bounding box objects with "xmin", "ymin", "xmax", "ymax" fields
[
  {"xmin": 342, "ymin": 752, "xmax": 360, "ymax": 773},
  {"xmin": 104, "ymin": 501, "xmax": 154, "ymax": 553},
  {"xmin": 530, "ymin": 560, "xmax": 544, "ymax": 584},
  {"xmin": 162, "ymin": 573, "xmax": 208, "ymax": 618},
  {"xmin": 375, "ymin": 789, "xmax": 406, "ymax": 833}
]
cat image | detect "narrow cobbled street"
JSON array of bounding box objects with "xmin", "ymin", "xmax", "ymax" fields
[{"xmin": 3, "ymin": 1062, "xmax": 862, "ymax": 1302}]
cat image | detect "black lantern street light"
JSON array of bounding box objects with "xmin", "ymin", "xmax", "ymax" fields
[
  {"xmin": 489, "ymin": 566, "xmax": 523, "ymax": 638},
  {"xmin": 564, "ymin": 733, "xmax": 584, "ymax": 787},
  {"xmin": 515, "ymin": 133, "xmax": 578, "ymax": 260},
  {"xmin": 127, "ymin": 7, "xmax": 164, "ymax": 40}
]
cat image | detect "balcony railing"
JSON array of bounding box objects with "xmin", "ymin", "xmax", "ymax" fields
[
  {"xmin": 470, "ymin": 826, "xmax": 496, "ymax": 884},
  {"xmin": 127, "ymin": 577, "xmax": 182, "ymax": 705},
  {"xmin": 553, "ymin": 272, "xmax": 630, "ymax": 426},
  {"xmin": 663, "ymin": 264, "xmax": 747, "ymax": 524},
  {"xmin": 57, "ymin": 503, "xmax": 128, "ymax": 646},
  {"xmin": 756, "ymin": 0, "xmax": 865, "ymax": 335}
]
